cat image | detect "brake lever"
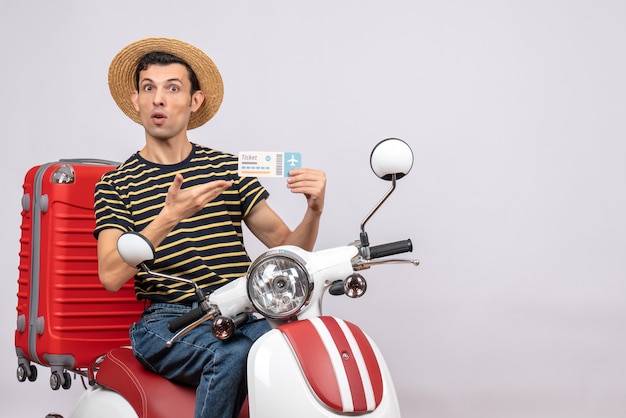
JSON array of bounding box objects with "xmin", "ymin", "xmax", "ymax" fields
[{"xmin": 354, "ymin": 258, "xmax": 420, "ymax": 271}]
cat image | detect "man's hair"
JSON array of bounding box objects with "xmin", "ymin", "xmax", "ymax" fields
[{"xmin": 134, "ymin": 51, "xmax": 201, "ymax": 94}]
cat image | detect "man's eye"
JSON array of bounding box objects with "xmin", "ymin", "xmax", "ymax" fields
[
  {"xmin": 143, "ymin": 85, "xmax": 153, "ymax": 92},
  {"xmin": 169, "ymin": 85, "xmax": 180, "ymax": 92}
]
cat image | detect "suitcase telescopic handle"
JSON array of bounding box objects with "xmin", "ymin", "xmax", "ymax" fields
[{"xmin": 58, "ymin": 158, "xmax": 120, "ymax": 166}]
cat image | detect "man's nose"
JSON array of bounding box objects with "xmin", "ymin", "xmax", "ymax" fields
[{"xmin": 153, "ymin": 88, "xmax": 165, "ymax": 106}]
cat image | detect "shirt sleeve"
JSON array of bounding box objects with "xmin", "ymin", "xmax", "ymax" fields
[
  {"xmin": 93, "ymin": 176, "xmax": 134, "ymax": 238},
  {"xmin": 236, "ymin": 175, "xmax": 269, "ymax": 217}
]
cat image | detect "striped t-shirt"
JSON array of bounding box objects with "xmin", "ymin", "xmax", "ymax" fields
[{"xmin": 94, "ymin": 143, "xmax": 269, "ymax": 304}]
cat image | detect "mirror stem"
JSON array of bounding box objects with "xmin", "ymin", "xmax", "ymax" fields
[
  {"xmin": 137, "ymin": 264, "xmax": 206, "ymax": 303},
  {"xmin": 359, "ymin": 174, "xmax": 397, "ymax": 256}
]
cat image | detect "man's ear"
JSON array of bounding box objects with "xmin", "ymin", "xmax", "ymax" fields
[
  {"xmin": 191, "ymin": 90, "xmax": 205, "ymax": 112},
  {"xmin": 131, "ymin": 91, "xmax": 140, "ymax": 112}
]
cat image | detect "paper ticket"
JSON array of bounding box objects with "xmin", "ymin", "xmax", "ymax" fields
[{"xmin": 238, "ymin": 151, "xmax": 302, "ymax": 178}]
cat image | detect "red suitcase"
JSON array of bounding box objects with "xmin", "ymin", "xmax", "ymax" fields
[{"xmin": 15, "ymin": 159, "xmax": 144, "ymax": 390}]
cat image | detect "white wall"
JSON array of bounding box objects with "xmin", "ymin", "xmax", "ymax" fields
[{"xmin": 2, "ymin": 1, "xmax": 625, "ymax": 417}]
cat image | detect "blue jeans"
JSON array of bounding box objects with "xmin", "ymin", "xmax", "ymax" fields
[{"xmin": 129, "ymin": 303, "xmax": 271, "ymax": 418}]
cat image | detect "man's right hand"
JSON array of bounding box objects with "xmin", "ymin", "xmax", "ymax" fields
[{"xmin": 162, "ymin": 173, "xmax": 233, "ymax": 222}]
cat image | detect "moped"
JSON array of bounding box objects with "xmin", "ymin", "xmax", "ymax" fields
[{"xmin": 66, "ymin": 138, "xmax": 418, "ymax": 418}]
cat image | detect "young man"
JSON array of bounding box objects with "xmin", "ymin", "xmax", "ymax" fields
[{"xmin": 95, "ymin": 38, "xmax": 326, "ymax": 418}]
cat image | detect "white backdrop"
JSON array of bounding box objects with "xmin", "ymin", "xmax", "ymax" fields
[{"xmin": 2, "ymin": 1, "xmax": 625, "ymax": 417}]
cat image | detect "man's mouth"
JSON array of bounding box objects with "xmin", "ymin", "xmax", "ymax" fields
[{"xmin": 151, "ymin": 112, "xmax": 167, "ymax": 123}]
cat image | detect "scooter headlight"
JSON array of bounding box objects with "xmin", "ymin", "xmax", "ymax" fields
[{"xmin": 247, "ymin": 250, "xmax": 312, "ymax": 320}]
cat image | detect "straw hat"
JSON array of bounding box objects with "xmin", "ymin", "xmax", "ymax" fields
[{"xmin": 108, "ymin": 37, "xmax": 224, "ymax": 130}]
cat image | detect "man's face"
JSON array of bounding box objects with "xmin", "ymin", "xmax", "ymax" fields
[{"xmin": 131, "ymin": 63, "xmax": 204, "ymax": 141}]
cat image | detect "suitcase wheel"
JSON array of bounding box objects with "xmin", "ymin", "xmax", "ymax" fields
[
  {"xmin": 16, "ymin": 364, "xmax": 37, "ymax": 382},
  {"xmin": 50, "ymin": 370, "xmax": 72, "ymax": 390}
]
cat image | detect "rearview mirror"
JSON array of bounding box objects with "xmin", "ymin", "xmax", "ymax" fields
[
  {"xmin": 117, "ymin": 232, "xmax": 155, "ymax": 268},
  {"xmin": 370, "ymin": 138, "xmax": 414, "ymax": 181}
]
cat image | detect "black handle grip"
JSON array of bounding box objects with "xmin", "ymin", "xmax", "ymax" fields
[
  {"xmin": 232, "ymin": 312, "xmax": 250, "ymax": 327},
  {"xmin": 329, "ymin": 280, "xmax": 345, "ymax": 296},
  {"xmin": 167, "ymin": 306, "xmax": 206, "ymax": 332},
  {"xmin": 369, "ymin": 239, "xmax": 413, "ymax": 259}
]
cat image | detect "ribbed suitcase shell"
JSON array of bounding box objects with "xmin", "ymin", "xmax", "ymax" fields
[{"xmin": 15, "ymin": 160, "xmax": 144, "ymax": 389}]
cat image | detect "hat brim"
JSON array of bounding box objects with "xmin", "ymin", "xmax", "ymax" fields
[{"xmin": 108, "ymin": 38, "xmax": 224, "ymax": 130}]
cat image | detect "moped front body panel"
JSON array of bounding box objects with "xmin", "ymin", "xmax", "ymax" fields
[{"xmin": 247, "ymin": 316, "xmax": 401, "ymax": 417}]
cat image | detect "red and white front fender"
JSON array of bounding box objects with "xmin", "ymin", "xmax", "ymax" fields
[{"xmin": 247, "ymin": 316, "xmax": 401, "ymax": 417}]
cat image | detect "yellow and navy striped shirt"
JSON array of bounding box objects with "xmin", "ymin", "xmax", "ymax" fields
[{"xmin": 94, "ymin": 143, "xmax": 269, "ymax": 304}]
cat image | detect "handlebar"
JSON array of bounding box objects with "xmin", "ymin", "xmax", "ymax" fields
[
  {"xmin": 167, "ymin": 306, "xmax": 207, "ymax": 332},
  {"xmin": 368, "ymin": 239, "xmax": 412, "ymax": 259},
  {"xmin": 162, "ymin": 240, "xmax": 415, "ymax": 332}
]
